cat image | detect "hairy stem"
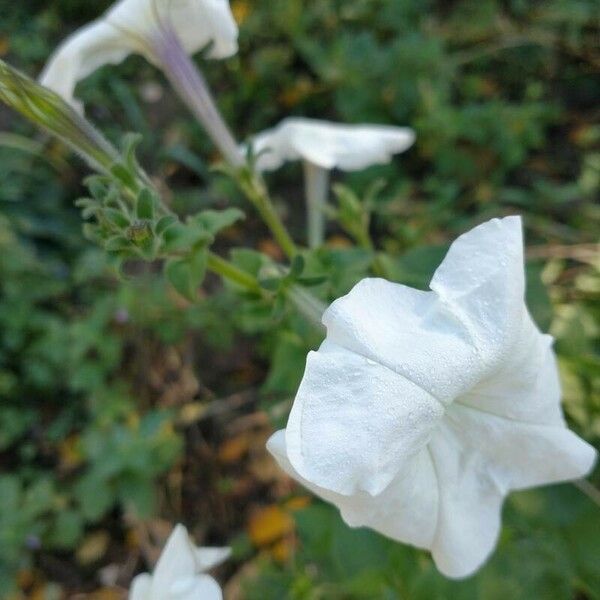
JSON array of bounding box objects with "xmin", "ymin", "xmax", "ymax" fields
[
  {"xmin": 238, "ymin": 171, "xmax": 298, "ymax": 259},
  {"xmin": 206, "ymin": 252, "xmax": 263, "ymax": 295}
]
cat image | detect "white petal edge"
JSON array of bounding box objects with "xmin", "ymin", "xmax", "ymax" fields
[
  {"xmin": 129, "ymin": 573, "xmax": 152, "ymax": 600},
  {"xmin": 40, "ymin": 20, "xmax": 133, "ymax": 109},
  {"xmin": 430, "ymin": 216, "xmax": 526, "ymax": 370},
  {"xmin": 169, "ymin": 574, "xmax": 223, "ymax": 600},
  {"xmin": 445, "ymin": 403, "xmax": 597, "ymax": 491},
  {"xmin": 285, "ymin": 342, "xmax": 444, "ymax": 496},
  {"xmin": 151, "ymin": 525, "xmax": 197, "ymax": 597},
  {"xmin": 428, "ymin": 423, "xmax": 506, "ymax": 579},
  {"xmin": 267, "ymin": 430, "xmax": 439, "ymax": 551},
  {"xmin": 195, "ymin": 546, "xmax": 231, "ymax": 572}
]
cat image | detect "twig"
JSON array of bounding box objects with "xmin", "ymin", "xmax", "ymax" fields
[
  {"xmin": 574, "ymin": 479, "xmax": 600, "ymax": 508},
  {"xmin": 526, "ymin": 243, "xmax": 599, "ymax": 264}
]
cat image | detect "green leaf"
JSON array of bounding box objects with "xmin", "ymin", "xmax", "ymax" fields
[
  {"xmin": 136, "ymin": 188, "xmax": 155, "ymax": 221},
  {"xmin": 192, "ymin": 208, "xmax": 245, "ymax": 236},
  {"xmin": 289, "ymin": 255, "xmax": 305, "ymax": 279},
  {"xmin": 156, "ymin": 215, "xmax": 178, "ymax": 236},
  {"xmin": 109, "ymin": 163, "xmax": 136, "ymax": 189},
  {"xmin": 104, "ymin": 235, "xmax": 130, "ymax": 252},
  {"xmin": 103, "ymin": 208, "xmax": 130, "ymax": 229},
  {"xmin": 165, "ymin": 249, "xmax": 208, "ymax": 301},
  {"xmin": 75, "ymin": 474, "xmax": 115, "ymax": 522},
  {"xmin": 121, "ymin": 132, "xmax": 143, "ymax": 174}
]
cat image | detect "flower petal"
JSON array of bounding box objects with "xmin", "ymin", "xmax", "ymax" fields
[
  {"xmin": 152, "ymin": 525, "xmax": 197, "ymax": 597},
  {"xmin": 168, "ymin": 574, "xmax": 223, "ymax": 600},
  {"xmin": 251, "ymin": 118, "xmax": 415, "ymax": 172},
  {"xmin": 285, "ymin": 342, "xmax": 444, "ymax": 496},
  {"xmin": 129, "ymin": 573, "xmax": 152, "ymax": 600},
  {"xmin": 430, "ymin": 216, "xmax": 525, "ymax": 369},
  {"xmin": 445, "ymin": 403, "xmax": 596, "ymax": 491},
  {"xmin": 194, "ymin": 546, "xmax": 231, "ymax": 572},
  {"xmin": 339, "ymin": 448, "xmax": 439, "ymax": 549},
  {"xmin": 40, "ymin": 20, "xmax": 134, "ymax": 109},
  {"xmin": 268, "ymin": 430, "xmax": 439, "ymax": 550},
  {"xmin": 428, "ymin": 423, "xmax": 506, "ymax": 579},
  {"xmin": 323, "ymin": 279, "xmax": 481, "ymax": 403},
  {"xmin": 461, "ymin": 310, "xmax": 564, "ymax": 425},
  {"xmin": 169, "ymin": 0, "xmax": 239, "ymax": 59}
]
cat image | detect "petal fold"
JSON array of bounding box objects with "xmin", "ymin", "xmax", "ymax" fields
[
  {"xmin": 323, "ymin": 279, "xmax": 481, "ymax": 402},
  {"xmin": 268, "ymin": 431, "xmax": 439, "ymax": 550},
  {"xmin": 285, "ymin": 343, "xmax": 444, "ymax": 496},
  {"xmin": 430, "ymin": 216, "xmax": 525, "ymax": 368}
]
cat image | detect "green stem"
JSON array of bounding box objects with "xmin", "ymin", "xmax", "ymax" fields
[
  {"xmin": 288, "ymin": 285, "xmax": 327, "ymax": 331},
  {"xmin": 239, "ymin": 172, "xmax": 298, "ymax": 259},
  {"xmin": 353, "ymin": 228, "xmax": 388, "ymax": 279},
  {"xmin": 207, "ymin": 252, "xmax": 263, "ymax": 295}
]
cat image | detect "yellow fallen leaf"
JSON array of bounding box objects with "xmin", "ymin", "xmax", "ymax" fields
[
  {"xmin": 232, "ymin": 0, "xmax": 251, "ymax": 24},
  {"xmin": 284, "ymin": 496, "xmax": 311, "ymax": 512},
  {"xmin": 271, "ymin": 537, "xmax": 295, "ymax": 563},
  {"xmin": 248, "ymin": 505, "xmax": 294, "ymax": 547},
  {"xmin": 76, "ymin": 531, "xmax": 110, "ymax": 565},
  {"xmin": 218, "ymin": 434, "xmax": 250, "ymax": 464}
]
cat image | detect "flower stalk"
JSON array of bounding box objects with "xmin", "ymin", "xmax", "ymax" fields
[
  {"xmin": 235, "ymin": 169, "xmax": 298, "ymax": 259},
  {"xmin": 152, "ymin": 28, "xmax": 243, "ymax": 168},
  {"xmin": 303, "ymin": 161, "xmax": 329, "ymax": 248},
  {"xmin": 206, "ymin": 251, "xmax": 263, "ymax": 295}
]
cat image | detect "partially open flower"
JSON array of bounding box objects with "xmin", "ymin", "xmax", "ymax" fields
[
  {"xmin": 40, "ymin": 1, "xmax": 242, "ymax": 165},
  {"xmin": 246, "ymin": 118, "xmax": 415, "ymax": 247},
  {"xmin": 129, "ymin": 524, "xmax": 230, "ymax": 600},
  {"xmin": 40, "ymin": 0, "xmax": 238, "ymax": 111},
  {"xmin": 249, "ymin": 118, "xmax": 415, "ymax": 172},
  {"xmin": 267, "ymin": 216, "xmax": 596, "ymax": 579}
]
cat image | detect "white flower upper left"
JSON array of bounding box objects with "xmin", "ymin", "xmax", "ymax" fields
[
  {"xmin": 129, "ymin": 524, "xmax": 230, "ymax": 600},
  {"xmin": 40, "ymin": 0, "xmax": 238, "ymax": 109}
]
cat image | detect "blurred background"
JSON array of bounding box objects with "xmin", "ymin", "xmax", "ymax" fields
[{"xmin": 0, "ymin": 0, "xmax": 599, "ymax": 598}]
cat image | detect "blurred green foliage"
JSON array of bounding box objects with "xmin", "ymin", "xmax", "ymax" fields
[{"xmin": 0, "ymin": 0, "xmax": 599, "ymax": 597}]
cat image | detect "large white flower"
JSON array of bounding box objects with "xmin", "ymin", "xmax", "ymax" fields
[
  {"xmin": 267, "ymin": 216, "xmax": 596, "ymax": 579},
  {"xmin": 247, "ymin": 118, "xmax": 415, "ymax": 248},
  {"xmin": 129, "ymin": 524, "xmax": 230, "ymax": 600},
  {"xmin": 40, "ymin": 0, "xmax": 238, "ymax": 110}
]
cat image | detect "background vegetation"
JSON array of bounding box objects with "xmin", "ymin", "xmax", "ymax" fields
[{"xmin": 0, "ymin": 0, "xmax": 598, "ymax": 598}]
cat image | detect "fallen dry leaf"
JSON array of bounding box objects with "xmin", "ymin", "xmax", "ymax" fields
[{"xmin": 248, "ymin": 505, "xmax": 294, "ymax": 547}]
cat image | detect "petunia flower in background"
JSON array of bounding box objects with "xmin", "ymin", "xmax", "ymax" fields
[
  {"xmin": 246, "ymin": 118, "xmax": 415, "ymax": 247},
  {"xmin": 40, "ymin": 0, "xmax": 243, "ymax": 165},
  {"xmin": 267, "ymin": 216, "xmax": 596, "ymax": 579},
  {"xmin": 129, "ymin": 524, "xmax": 230, "ymax": 600}
]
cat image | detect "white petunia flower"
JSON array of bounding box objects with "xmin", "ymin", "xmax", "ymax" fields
[
  {"xmin": 267, "ymin": 216, "xmax": 596, "ymax": 579},
  {"xmin": 129, "ymin": 524, "xmax": 230, "ymax": 600},
  {"xmin": 249, "ymin": 118, "xmax": 415, "ymax": 172},
  {"xmin": 247, "ymin": 118, "xmax": 415, "ymax": 247},
  {"xmin": 40, "ymin": 0, "xmax": 238, "ymax": 108},
  {"xmin": 40, "ymin": 0, "xmax": 242, "ymax": 165}
]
